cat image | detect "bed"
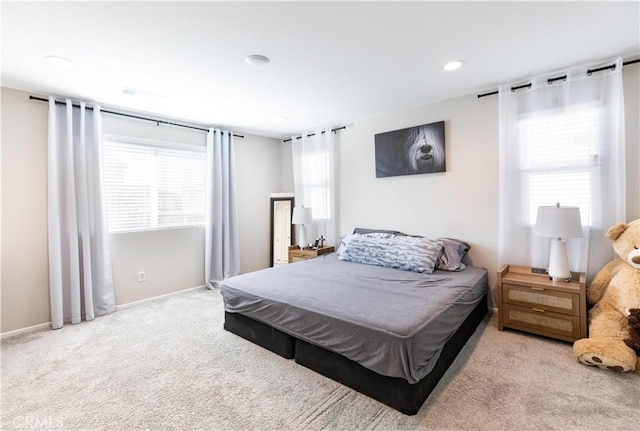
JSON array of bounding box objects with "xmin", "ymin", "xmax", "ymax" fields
[{"xmin": 221, "ymin": 234, "xmax": 488, "ymax": 415}]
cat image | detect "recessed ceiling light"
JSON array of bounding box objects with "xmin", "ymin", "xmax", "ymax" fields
[
  {"xmin": 443, "ymin": 60, "xmax": 463, "ymax": 71},
  {"xmin": 45, "ymin": 55, "xmax": 73, "ymax": 68},
  {"xmin": 245, "ymin": 54, "xmax": 270, "ymax": 67}
]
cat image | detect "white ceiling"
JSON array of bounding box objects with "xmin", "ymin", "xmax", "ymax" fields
[{"xmin": 2, "ymin": 1, "xmax": 639, "ymax": 138}]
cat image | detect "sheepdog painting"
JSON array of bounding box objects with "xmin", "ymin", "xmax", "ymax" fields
[{"xmin": 375, "ymin": 121, "xmax": 445, "ymax": 178}]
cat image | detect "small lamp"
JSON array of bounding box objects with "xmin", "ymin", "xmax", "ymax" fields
[
  {"xmin": 534, "ymin": 203, "xmax": 582, "ymax": 281},
  {"xmin": 292, "ymin": 206, "xmax": 313, "ymax": 249}
]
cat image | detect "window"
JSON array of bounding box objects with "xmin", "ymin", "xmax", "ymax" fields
[
  {"xmin": 291, "ymin": 128, "xmax": 337, "ymax": 245},
  {"xmin": 302, "ymin": 152, "xmax": 331, "ymax": 219},
  {"xmin": 518, "ymin": 103, "xmax": 601, "ymax": 227},
  {"xmin": 499, "ymin": 61, "xmax": 624, "ymax": 282},
  {"xmin": 103, "ymin": 138, "xmax": 206, "ymax": 233}
]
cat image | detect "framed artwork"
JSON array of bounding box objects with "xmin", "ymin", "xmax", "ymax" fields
[{"xmin": 374, "ymin": 121, "xmax": 445, "ymax": 178}]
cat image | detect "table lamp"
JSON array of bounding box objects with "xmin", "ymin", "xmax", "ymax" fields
[
  {"xmin": 534, "ymin": 203, "xmax": 582, "ymax": 281},
  {"xmin": 292, "ymin": 206, "xmax": 313, "ymax": 249}
]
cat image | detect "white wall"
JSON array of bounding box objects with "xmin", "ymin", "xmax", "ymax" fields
[
  {"xmin": 1, "ymin": 87, "xmax": 283, "ymax": 333},
  {"xmin": 339, "ymin": 65, "xmax": 640, "ymax": 305},
  {"xmin": 110, "ymin": 227, "xmax": 205, "ymax": 305},
  {"xmin": 235, "ymin": 133, "xmax": 285, "ymax": 273},
  {"xmin": 1, "ymin": 87, "xmax": 49, "ymax": 333},
  {"xmin": 339, "ymin": 93, "xmax": 500, "ymax": 294},
  {"xmin": 279, "ymin": 140, "xmax": 294, "ymax": 194}
]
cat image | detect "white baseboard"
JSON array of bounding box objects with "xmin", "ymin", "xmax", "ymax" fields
[
  {"xmin": 1, "ymin": 322, "xmax": 51, "ymax": 340},
  {"xmin": 116, "ymin": 285, "xmax": 207, "ymax": 310},
  {"xmin": 1, "ymin": 285, "xmax": 207, "ymax": 340}
]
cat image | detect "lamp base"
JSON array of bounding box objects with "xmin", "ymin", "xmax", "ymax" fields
[
  {"xmin": 297, "ymin": 225, "xmax": 308, "ymax": 249},
  {"xmin": 548, "ymin": 239, "xmax": 571, "ymax": 282}
]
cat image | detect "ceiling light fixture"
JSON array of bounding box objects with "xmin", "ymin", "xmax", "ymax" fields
[
  {"xmin": 45, "ymin": 55, "xmax": 73, "ymax": 68},
  {"xmin": 443, "ymin": 60, "xmax": 463, "ymax": 71},
  {"xmin": 245, "ymin": 54, "xmax": 270, "ymax": 67}
]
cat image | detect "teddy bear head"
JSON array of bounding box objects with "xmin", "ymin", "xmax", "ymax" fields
[{"xmin": 607, "ymin": 219, "xmax": 640, "ymax": 271}]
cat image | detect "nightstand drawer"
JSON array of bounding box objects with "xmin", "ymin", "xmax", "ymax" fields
[
  {"xmin": 291, "ymin": 256, "xmax": 308, "ymax": 263},
  {"xmin": 503, "ymin": 304, "xmax": 581, "ymax": 341},
  {"xmin": 502, "ymin": 283, "xmax": 579, "ymax": 315}
]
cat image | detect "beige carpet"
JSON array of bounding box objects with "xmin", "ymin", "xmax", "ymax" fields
[{"xmin": 2, "ymin": 288, "xmax": 639, "ymax": 431}]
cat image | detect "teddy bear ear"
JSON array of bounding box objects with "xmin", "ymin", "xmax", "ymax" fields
[{"xmin": 606, "ymin": 223, "xmax": 628, "ymax": 240}]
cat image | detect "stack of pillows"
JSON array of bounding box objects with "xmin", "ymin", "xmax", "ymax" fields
[{"xmin": 336, "ymin": 227, "xmax": 470, "ymax": 274}]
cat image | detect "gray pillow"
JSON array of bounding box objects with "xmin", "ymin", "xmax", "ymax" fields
[
  {"xmin": 337, "ymin": 233, "xmax": 443, "ymax": 274},
  {"xmin": 437, "ymin": 238, "xmax": 471, "ymax": 271}
]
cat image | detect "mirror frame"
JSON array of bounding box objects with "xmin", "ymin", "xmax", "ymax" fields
[{"xmin": 270, "ymin": 196, "xmax": 295, "ymax": 267}]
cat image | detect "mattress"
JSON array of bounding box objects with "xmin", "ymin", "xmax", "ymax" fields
[{"xmin": 221, "ymin": 253, "xmax": 488, "ymax": 383}]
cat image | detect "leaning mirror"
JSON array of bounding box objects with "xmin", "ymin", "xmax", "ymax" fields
[{"xmin": 270, "ymin": 196, "xmax": 295, "ymax": 267}]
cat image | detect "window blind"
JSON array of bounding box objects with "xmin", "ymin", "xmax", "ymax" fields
[
  {"xmin": 103, "ymin": 139, "xmax": 206, "ymax": 233},
  {"xmin": 518, "ymin": 104, "xmax": 600, "ymax": 226}
]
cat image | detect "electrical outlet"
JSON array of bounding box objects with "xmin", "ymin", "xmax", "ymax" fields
[{"xmin": 137, "ymin": 271, "xmax": 146, "ymax": 282}]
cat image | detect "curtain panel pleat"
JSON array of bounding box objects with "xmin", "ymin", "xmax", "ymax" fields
[
  {"xmin": 47, "ymin": 97, "xmax": 116, "ymax": 329},
  {"xmin": 498, "ymin": 58, "xmax": 625, "ymax": 284},
  {"xmin": 205, "ymin": 128, "xmax": 240, "ymax": 288}
]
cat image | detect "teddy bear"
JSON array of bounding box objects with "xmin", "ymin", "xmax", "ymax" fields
[{"xmin": 573, "ymin": 219, "xmax": 640, "ymax": 373}]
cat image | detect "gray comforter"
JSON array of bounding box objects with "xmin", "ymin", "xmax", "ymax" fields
[{"xmin": 221, "ymin": 253, "xmax": 487, "ymax": 383}]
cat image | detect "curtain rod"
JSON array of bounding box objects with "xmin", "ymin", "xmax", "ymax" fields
[
  {"xmin": 476, "ymin": 58, "xmax": 640, "ymax": 99},
  {"xmin": 29, "ymin": 95, "xmax": 245, "ymax": 138},
  {"xmin": 283, "ymin": 126, "xmax": 346, "ymax": 143}
]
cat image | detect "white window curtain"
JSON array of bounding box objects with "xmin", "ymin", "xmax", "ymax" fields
[
  {"xmin": 291, "ymin": 128, "xmax": 338, "ymax": 246},
  {"xmin": 47, "ymin": 97, "xmax": 116, "ymax": 329},
  {"xmin": 498, "ymin": 58, "xmax": 625, "ymax": 282},
  {"xmin": 205, "ymin": 128, "xmax": 240, "ymax": 288}
]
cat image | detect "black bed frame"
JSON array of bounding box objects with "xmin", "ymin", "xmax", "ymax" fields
[{"xmin": 224, "ymin": 294, "xmax": 488, "ymax": 415}]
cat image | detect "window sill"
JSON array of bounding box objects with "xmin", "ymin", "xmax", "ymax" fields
[{"xmin": 109, "ymin": 224, "xmax": 205, "ymax": 235}]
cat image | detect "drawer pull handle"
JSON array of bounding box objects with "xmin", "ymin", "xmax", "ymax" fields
[
  {"xmin": 531, "ymin": 308, "xmax": 545, "ymax": 313},
  {"xmin": 530, "ymin": 287, "xmax": 545, "ymax": 291}
]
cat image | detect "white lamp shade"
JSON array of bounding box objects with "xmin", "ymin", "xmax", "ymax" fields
[
  {"xmin": 534, "ymin": 205, "xmax": 582, "ymax": 239},
  {"xmin": 292, "ymin": 207, "xmax": 312, "ymax": 225}
]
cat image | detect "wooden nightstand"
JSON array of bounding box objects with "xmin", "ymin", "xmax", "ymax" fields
[
  {"xmin": 497, "ymin": 264, "xmax": 587, "ymax": 343},
  {"xmin": 288, "ymin": 245, "xmax": 335, "ymax": 263}
]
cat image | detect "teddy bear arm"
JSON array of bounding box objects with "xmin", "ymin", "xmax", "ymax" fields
[{"xmin": 587, "ymin": 260, "xmax": 623, "ymax": 305}]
